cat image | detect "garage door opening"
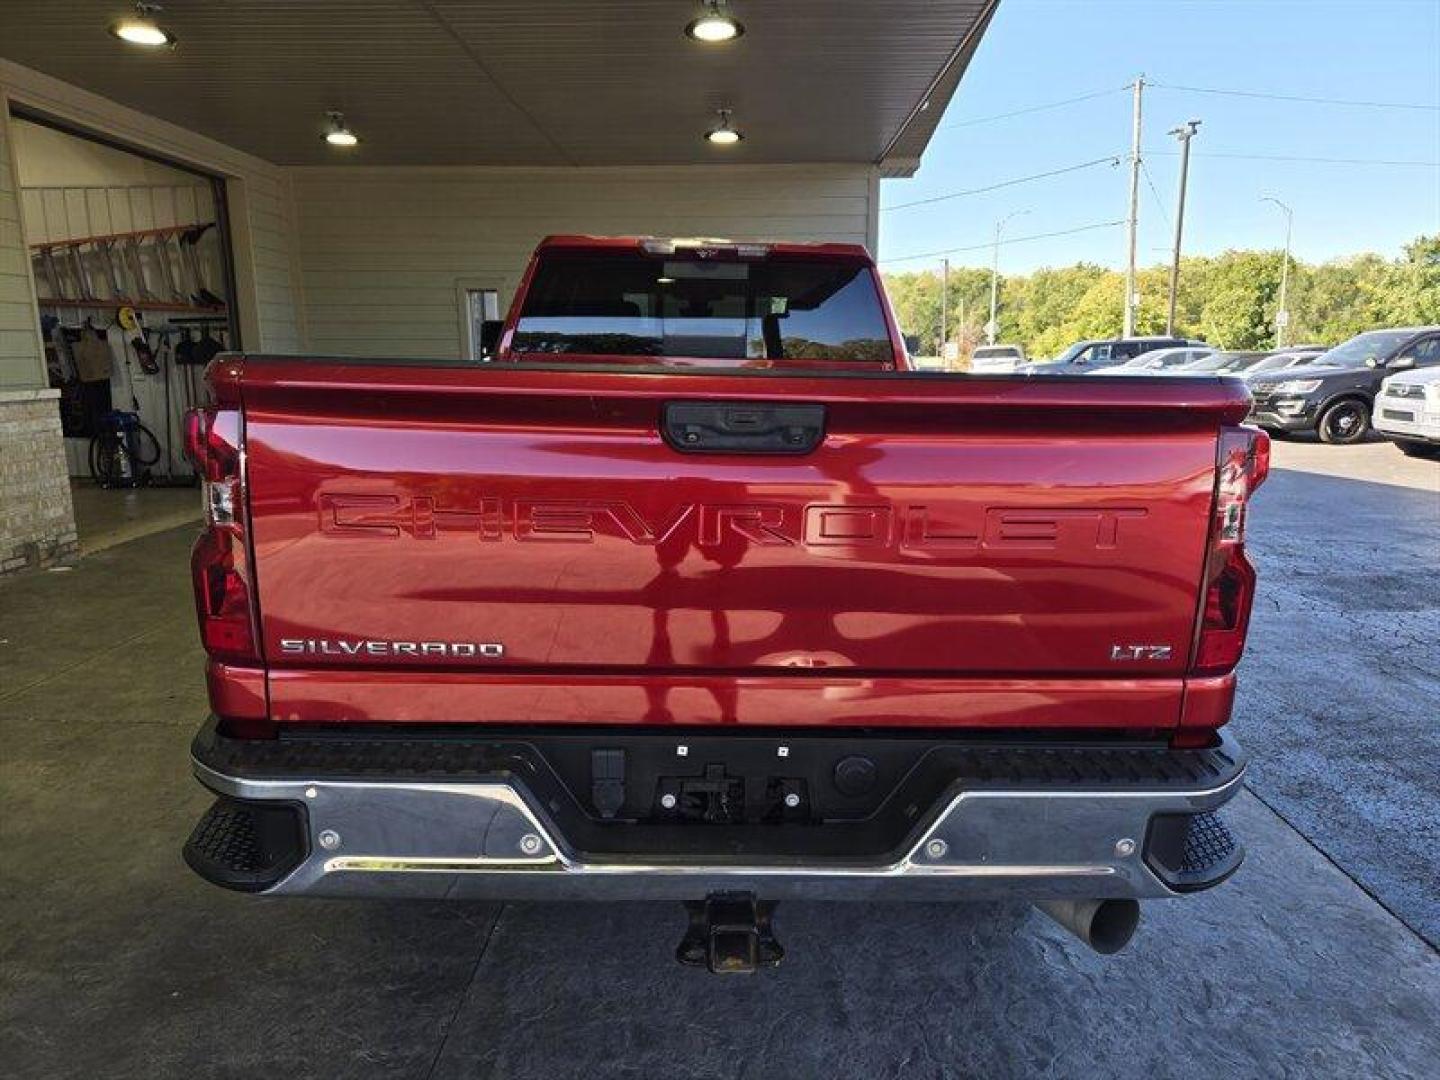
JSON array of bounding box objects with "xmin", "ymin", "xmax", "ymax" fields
[{"xmin": 9, "ymin": 110, "xmax": 243, "ymax": 547}]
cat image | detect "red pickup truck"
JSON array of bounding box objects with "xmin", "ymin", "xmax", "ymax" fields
[{"xmin": 182, "ymin": 236, "xmax": 1265, "ymax": 971}]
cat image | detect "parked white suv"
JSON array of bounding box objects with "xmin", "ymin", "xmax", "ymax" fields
[
  {"xmin": 1375, "ymin": 366, "xmax": 1440, "ymax": 457},
  {"xmin": 969, "ymin": 344, "xmax": 1027, "ymax": 373}
]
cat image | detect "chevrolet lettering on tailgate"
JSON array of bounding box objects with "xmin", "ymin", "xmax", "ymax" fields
[{"xmin": 318, "ymin": 493, "xmax": 1148, "ymax": 554}]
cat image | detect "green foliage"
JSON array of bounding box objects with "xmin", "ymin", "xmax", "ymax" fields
[
  {"xmin": 883, "ymin": 235, "xmax": 1439, "ymax": 359},
  {"xmin": 885, "ymin": 265, "xmax": 990, "ymax": 355},
  {"xmin": 1388, "ymin": 235, "xmax": 1440, "ymax": 325},
  {"xmin": 1197, "ymin": 250, "xmax": 1281, "ymax": 349},
  {"xmin": 1287, "ymin": 255, "xmax": 1394, "ymax": 344},
  {"xmin": 1008, "ymin": 264, "xmax": 1108, "ymax": 358}
]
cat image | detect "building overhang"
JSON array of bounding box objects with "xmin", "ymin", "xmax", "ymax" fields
[{"xmin": 0, "ymin": 0, "xmax": 999, "ymax": 175}]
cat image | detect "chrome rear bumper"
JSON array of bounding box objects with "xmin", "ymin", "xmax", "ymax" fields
[{"xmin": 188, "ymin": 731, "xmax": 1246, "ymax": 902}]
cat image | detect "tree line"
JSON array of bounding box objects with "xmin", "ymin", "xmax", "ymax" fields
[{"xmin": 882, "ymin": 234, "xmax": 1440, "ymax": 360}]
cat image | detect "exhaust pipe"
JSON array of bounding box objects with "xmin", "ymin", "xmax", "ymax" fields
[{"xmin": 1035, "ymin": 899, "xmax": 1140, "ymax": 955}]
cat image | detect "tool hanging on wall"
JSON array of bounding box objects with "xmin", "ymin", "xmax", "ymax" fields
[
  {"xmin": 114, "ymin": 323, "xmax": 144, "ymax": 415},
  {"xmin": 159, "ymin": 329, "xmax": 176, "ymax": 480},
  {"xmin": 118, "ymin": 306, "xmax": 160, "ymax": 375},
  {"xmin": 42, "ymin": 295, "xmax": 222, "ymax": 484},
  {"xmin": 170, "ymin": 316, "xmax": 230, "ymax": 413}
]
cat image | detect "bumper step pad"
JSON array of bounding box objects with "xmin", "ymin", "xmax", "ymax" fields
[
  {"xmin": 183, "ymin": 796, "xmax": 308, "ymax": 893},
  {"xmin": 1145, "ymin": 810, "xmax": 1243, "ymax": 892}
]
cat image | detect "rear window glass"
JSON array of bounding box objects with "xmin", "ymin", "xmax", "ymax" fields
[{"xmin": 512, "ymin": 253, "xmax": 893, "ymax": 363}]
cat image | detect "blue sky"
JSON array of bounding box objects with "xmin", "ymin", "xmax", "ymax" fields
[{"xmin": 877, "ymin": 0, "xmax": 1440, "ymax": 274}]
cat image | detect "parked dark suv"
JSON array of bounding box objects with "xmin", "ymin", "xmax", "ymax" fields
[{"xmin": 1248, "ymin": 327, "xmax": 1440, "ymax": 444}]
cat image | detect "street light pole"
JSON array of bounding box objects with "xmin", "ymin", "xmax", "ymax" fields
[
  {"xmin": 989, "ymin": 210, "xmax": 1028, "ymax": 345},
  {"xmin": 1166, "ymin": 119, "xmax": 1201, "ymax": 337},
  {"xmin": 1123, "ymin": 75, "xmax": 1145, "ymax": 338},
  {"xmin": 1261, "ymin": 196, "xmax": 1294, "ymax": 347}
]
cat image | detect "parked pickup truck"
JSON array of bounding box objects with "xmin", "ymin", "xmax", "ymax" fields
[{"xmin": 182, "ymin": 236, "xmax": 1266, "ymax": 971}]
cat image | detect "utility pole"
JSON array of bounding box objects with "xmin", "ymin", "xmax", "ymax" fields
[
  {"xmin": 940, "ymin": 258, "xmax": 950, "ymax": 358},
  {"xmin": 1262, "ymin": 196, "xmax": 1294, "ymax": 347},
  {"xmin": 989, "ymin": 209, "xmax": 1028, "ymax": 344},
  {"xmin": 1123, "ymin": 75, "xmax": 1144, "ymax": 338},
  {"xmin": 1166, "ymin": 119, "xmax": 1201, "ymax": 336}
]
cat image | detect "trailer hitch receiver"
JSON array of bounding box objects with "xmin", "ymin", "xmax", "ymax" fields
[{"xmin": 676, "ymin": 892, "xmax": 783, "ymax": 973}]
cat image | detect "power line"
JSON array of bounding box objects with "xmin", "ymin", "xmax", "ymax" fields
[
  {"xmin": 1149, "ymin": 80, "xmax": 1440, "ymax": 112},
  {"xmin": 880, "ymin": 155, "xmax": 1122, "ymax": 212},
  {"xmin": 881, "ymin": 219, "xmax": 1127, "ymax": 265},
  {"xmin": 936, "ymin": 84, "xmax": 1130, "ymax": 130},
  {"xmin": 928, "ymin": 80, "xmax": 1434, "ymax": 142},
  {"xmin": 1140, "ymin": 159, "xmax": 1171, "ymax": 231},
  {"xmin": 1147, "ymin": 149, "xmax": 1440, "ymax": 167}
]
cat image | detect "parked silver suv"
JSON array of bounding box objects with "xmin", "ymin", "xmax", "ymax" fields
[{"xmin": 1022, "ymin": 336, "xmax": 1205, "ymax": 374}]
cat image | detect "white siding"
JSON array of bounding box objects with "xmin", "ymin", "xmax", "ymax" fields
[
  {"xmin": 238, "ymin": 171, "xmax": 304, "ymax": 353},
  {"xmin": 0, "ymin": 101, "xmax": 44, "ymax": 390},
  {"xmin": 290, "ymin": 164, "xmax": 878, "ymax": 359}
]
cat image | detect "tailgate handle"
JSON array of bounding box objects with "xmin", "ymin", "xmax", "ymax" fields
[{"xmin": 663, "ymin": 401, "xmax": 825, "ymax": 455}]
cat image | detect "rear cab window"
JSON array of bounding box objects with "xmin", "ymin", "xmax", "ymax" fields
[{"xmin": 509, "ymin": 247, "xmax": 897, "ymax": 368}]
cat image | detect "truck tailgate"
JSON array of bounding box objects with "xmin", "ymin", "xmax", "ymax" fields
[{"xmin": 237, "ymin": 359, "xmax": 1250, "ymax": 728}]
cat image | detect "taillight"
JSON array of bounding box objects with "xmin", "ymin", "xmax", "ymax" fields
[
  {"xmin": 192, "ymin": 526, "xmax": 255, "ymax": 660},
  {"xmin": 1191, "ymin": 425, "xmax": 1269, "ymax": 676},
  {"xmin": 186, "ymin": 407, "xmax": 258, "ymax": 664}
]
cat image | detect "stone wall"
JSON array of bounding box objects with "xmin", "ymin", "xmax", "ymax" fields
[{"xmin": 0, "ymin": 389, "xmax": 76, "ymax": 575}]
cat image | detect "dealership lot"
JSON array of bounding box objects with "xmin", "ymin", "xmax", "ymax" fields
[{"xmin": 1, "ymin": 440, "xmax": 1436, "ymax": 1079}]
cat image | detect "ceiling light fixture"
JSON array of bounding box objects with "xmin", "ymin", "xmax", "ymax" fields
[
  {"xmin": 324, "ymin": 111, "xmax": 359, "ymax": 148},
  {"xmin": 109, "ymin": 2, "xmax": 175, "ymax": 47},
  {"xmin": 705, "ymin": 109, "xmax": 742, "ymax": 145},
  {"xmin": 685, "ymin": 1, "xmax": 744, "ymax": 43}
]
